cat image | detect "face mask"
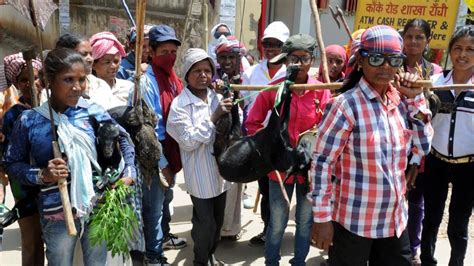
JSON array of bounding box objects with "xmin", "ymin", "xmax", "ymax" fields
[{"xmin": 152, "ymin": 53, "xmax": 177, "ymax": 74}]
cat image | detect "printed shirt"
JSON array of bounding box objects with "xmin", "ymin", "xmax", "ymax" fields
[
  {"xmin": 166, "ymin": 87, "xmax": 230, "ymax": 199},
  {"xmin": 431, "ymin": 70, "xmax": 474, "ymax": 157},
  {"xmin": 241, "ymin": 59, "xmax": 287, "ymax": 109},
  {"xmin": 311, "ymin": 78, "xmax": 433, "ymax": 238},
  {"xmin": 245, "ymin": 76, "xmax": 332, "ymax": 184},
  {"xmin": 3, "ymin": 98, "xmax": 137, "ymax": 217}
]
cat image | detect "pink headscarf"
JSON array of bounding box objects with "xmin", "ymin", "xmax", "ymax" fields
[
  {"xmin": 3, "ymin": 53, "xmax": 42, "ymax": 86},
  {"xmin": 89, "ymin": 32, "xmax": 126, "ymax": 60},
  {"xmin": 318, "ymin": 45, "xmax": 347, "ymax": 83}
]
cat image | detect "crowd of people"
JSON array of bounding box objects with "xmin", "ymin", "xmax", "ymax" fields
[{"xmin": 0, "ymin": 18, "xmax": 472, "ymax": 266}]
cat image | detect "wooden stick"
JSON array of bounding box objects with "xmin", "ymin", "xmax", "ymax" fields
[
  {"xmin": 21, "ymin": 48, "xmax": 38, "ymax": 107},
  {"xmin": 231, "ymin": 80, "xmax": 474, "ymax": 91},
  {"xmin": 30, "ymin": 0, "xmax": 77, "ymax": 236},
  {"xmin": 252, "ymin": 188, "xmax": 260, "ymax": 213},
  {"xmin": 309, "ymin": 0, "xmax": 330, "ymax": 83},
  {"xmin": 274, "ymin": 171, "xmax": 290, "ymax": 206},
  {"xmin": 133, "ymin": 0, "xmax": 147, "ymax": 106}
]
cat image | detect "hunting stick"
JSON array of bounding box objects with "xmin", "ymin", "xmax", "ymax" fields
[
  {"xmin": 203, "ymin": 1, "xmax": 209, "ymax": 51},
  {"xmin": 309, "ymin": 0, "xmax": 330, "ymax": 83},
  {"xmin": 252, "ymin": 188, "xmax": 260, "ymax": 213},
  {"xmin": 274, "ymin": 171, "xmax": 290, "ymax": 206},
  {"xmin": 231, "ymin": 80, "xmax": 474, "ymax": 91},
  {"xmin": 133, "ymin": 0, "xmax": 147, "ymax": 106},
  {"xmin": 30, "ymin": 0, "xmax": 77, "ymax": 236},
  {"xmin": 120, "ymin": 0, "xmax": 136, "ymax": 27}
]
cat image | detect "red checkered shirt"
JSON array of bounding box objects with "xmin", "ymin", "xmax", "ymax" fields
[{"xmin": 310, "ymin": 78, "xmax": 433, "ymax": 238}]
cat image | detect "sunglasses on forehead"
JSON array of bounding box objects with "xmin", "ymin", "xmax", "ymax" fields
[{"xmin": 359, "ymin": 50, "xmax": 405, "ymax": 68}]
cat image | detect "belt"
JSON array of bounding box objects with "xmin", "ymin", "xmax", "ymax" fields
[{"xmin": 430, "ymin": 149, "xmax": 474, "ymax": 164}]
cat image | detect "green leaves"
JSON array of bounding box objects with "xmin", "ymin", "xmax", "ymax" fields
[{"xmin": 88, "ymin": 181, "xmax": 138, "ymax": 258}]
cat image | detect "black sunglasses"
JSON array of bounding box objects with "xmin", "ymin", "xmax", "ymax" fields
[{"xmin": 359, "ymin": 50, "xmax": 405, "ymax": 68}]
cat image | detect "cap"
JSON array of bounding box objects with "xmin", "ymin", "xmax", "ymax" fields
[
  {"xmin": 262, "ymin": 21, "xmax": 290, "ymax": 43},
  {"xmin": 149, "ymin": 24, "xmax": 181, "ymax": 45},
  {"xmin": 269, "ymin": 33, "xmax": 317, "ymax": 64}
]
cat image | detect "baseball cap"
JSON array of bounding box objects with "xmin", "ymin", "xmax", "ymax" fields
[
  {"xmin": 262, "ymin": 21, "xmax": 290, "ymax": 43},
  {"xmin": 149, "ymin": 24, "xmax": 181, "ymax": 45}
]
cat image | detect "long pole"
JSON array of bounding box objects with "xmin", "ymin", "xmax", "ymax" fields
[
  {"xmin": 231, "ymin": 80, "xmax": 474, "ymax": 91},
  {"xmin": 133, "ymin": 0, "xmax": 147, "ymax": 106},
  {"xmin": 21, "ymin": 48, "xmax": 39, "ymax": 107},
  {"xmin": 30, "ymin": 0, "xmax": 77, "ymax": 236},
  {"xmin": 309, "ymin": 0, "xmax": 330, "ymax": 83}
]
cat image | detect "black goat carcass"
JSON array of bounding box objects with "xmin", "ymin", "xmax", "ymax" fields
[
  {"xmin": 213, "ymin": 66, "xmax": 311, "ymax": 184},
  {"xmin": 107, "ymin": 100, "xmax": 162, "ymax": 186},
  {"xmin": 90, "ymin": 118, "xmax": 122, "ymax": 172}
]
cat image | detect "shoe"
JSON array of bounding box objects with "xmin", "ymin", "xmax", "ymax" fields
[
  {"xmin": 248, "ymin": 231, "xmax": 266, "ymax": 247},
  {"xmin": 411, "ymin": 253, "xmax": 421, "ymax": 266},
  {"xmin": 145, "ymin": 256, "xmax": 170, "ymax": 266},
  {"xmin": 243, "ymin": 194, "xmax": 254, "ymax": 209},
  {"xmin": 163, "ymin": 233, "xmax": 187, "ymax": 250},
  {"xmin": 209, "ymin": 254, "xmax": 225, "ymax": 266},
  {"xmin": 221, "ymin": 231, "xmax": 242, "ymax": 241}
]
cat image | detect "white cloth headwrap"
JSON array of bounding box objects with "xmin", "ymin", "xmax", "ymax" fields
[{"xmin": 34, "ymin": 102, "xmax": 102, "ymax": 217}]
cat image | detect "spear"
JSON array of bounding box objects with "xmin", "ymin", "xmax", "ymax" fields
[
  {"xmin": 29, "ymin": 0, "xmax": 77, "ymax": 236},
  {"xmin": 133, "ymin": 0, "xmax": 147, "ymax": 106}
]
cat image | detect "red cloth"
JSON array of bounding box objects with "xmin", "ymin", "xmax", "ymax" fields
[
  {"xmin": 151, "ymin": 55, "xmax": 184, "ymax": 174},
  {"xmin": 245, "ymin": 75, "xmax": 332, "ymax": 184}
]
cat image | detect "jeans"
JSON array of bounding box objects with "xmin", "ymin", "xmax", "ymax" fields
[
  {"xmin": 258, "ymin": 176, "xmax": 270, "ymax": 233},
  {"xmin": 40, "ymin": 218, "xmax": 106, "ymax": 266},
  {"xmin": 421, "ymin": 155, "xmax": 474, "ymax": 266},
  {"xmin": 161, "ymin": 186, "xmax": 174, "ymax": 237},
  {"xmin": 190, "ymin": 192, "xmax": 227, "ymax": 266},
  {"xmin": 142, "ymin": 176, "xmax": 166, "ymax": 259},
  {"xmin": 265, "ymin": 180, "xmax": 313, "ymax": 266},
  {"xmin": 329, "ymin": 222, "xmax": 411, "ymax": 266},
  {"xmin": 407, "ymin": 172, "xmax": 424, "ymax": 256}
]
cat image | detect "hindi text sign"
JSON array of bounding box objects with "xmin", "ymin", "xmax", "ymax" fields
[{"xmin": 355, "ymin": 0, "xmax": 460, "ymax": 49}]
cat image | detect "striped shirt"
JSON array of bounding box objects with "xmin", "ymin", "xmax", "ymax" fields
[
  {"xmin": 310, "ymin": 78, "xmax": 433, "ymax": 238},
  {"xmin": 166, "ymin": 87, "xmax": 230, "ymax": 199}
]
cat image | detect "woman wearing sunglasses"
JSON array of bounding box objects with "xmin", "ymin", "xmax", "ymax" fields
[
  {"xmin": 245, "ymin": 33, "xmax": 331, "ymax": 265},
  {"xmin": 310, "ymin": 25, "xmax": 433, "ymax": 265},
  {"xmin": 401, "ymin": 18, "xmax": 442, "ymax": 265},
  {"xmin": 420, "ymin": 25, "xmax": 474, "ymax": 266}
]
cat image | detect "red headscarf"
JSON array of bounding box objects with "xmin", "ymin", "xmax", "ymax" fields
[{"xmin": 317, "ymin": 44, "xmax": 347, "ymax": 83}]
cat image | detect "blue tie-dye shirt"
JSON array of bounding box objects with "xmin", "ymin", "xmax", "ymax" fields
[{"xmin": 3, "ymin": 98, "xmax": 137, "ymax": 217}]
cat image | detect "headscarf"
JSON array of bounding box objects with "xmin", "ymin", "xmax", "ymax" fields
[
  {"xmin": 346, "ymin": 29, "xmax": 366, "ymax": 58},
  {"xmin": 89, "ymin": 32, "xmax": 126, "ymax": 60},
  {"xmin": 318, "ymin": 44, "xmax": 347, "ymax": 83},
  {"xmin": 208, "ymin": 23, "xmax": 233, "ymax": 64},
  {"xmin": 359, "ymin": 25, "xmax": 403, "ymax": 55},
  {"xmin": 3, "ymin": 53, "xmax": 42, "ymax": 86},
  {"xmin": 210, "ymin": 23, "xmax": 232, "ymax": 40},
  {"xmin": 215, "ymin": 35, "xmax": 246, "ymax": 55}
]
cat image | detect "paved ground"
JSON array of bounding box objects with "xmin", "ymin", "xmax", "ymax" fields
[{"xmin": 1, "ymin": 174, "xmax": 473, "ymax": 265}]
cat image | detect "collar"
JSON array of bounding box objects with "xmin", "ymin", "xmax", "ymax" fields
[
  {"xmin": 359, "ymin": 77, "xmax": 400, "ymax": 107},
  {"xmin": 181, "ymin": 86, "xmax": 214, "ymax": 107}
]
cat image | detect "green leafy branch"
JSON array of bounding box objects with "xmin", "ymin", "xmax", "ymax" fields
[{"xmin": 88, "ymin": 180, "xmax": 138, "ymax": 258}]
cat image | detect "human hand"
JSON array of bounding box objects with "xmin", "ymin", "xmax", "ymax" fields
[
  {"xmin": 42, "ymin": 158, "xmax": 69, "ymax": 183},
  {"xmin": 161, "ymin": 167, "xmax": 175, "ymax": 187},
  {"xmin": 211, "ymin": 97, "xmax": 233, "ymax": 124},
  {"xmin": 406, "ymin": 164, "xmax": 419, "ymax": 190},
  {"xmin": 395, "ymin": 72, "xmax": 423, "ymax": 98},
  {"xmin": 311, "ymin": 222, "xmax": 334, "ymax": 251},
  {"xmin": 112, "ymin": 176, "xmax": 134, "ymax": 188}
]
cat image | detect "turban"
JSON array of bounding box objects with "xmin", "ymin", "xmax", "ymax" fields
[
  {"xmin": 89, "ymin": 31, "xmax": 126, "ymax": 60},
  {"xmin": 359, "ymin": 25, "xmax": 403, "ymax": 55},
  {"xmin": 3, "ymin": 53, "xmax": 42, "ymax": 86}
]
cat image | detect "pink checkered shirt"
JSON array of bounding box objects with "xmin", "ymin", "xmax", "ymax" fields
[{"xmin": 310, "ymin": 78, "xmax": 433, "ymax": 238}]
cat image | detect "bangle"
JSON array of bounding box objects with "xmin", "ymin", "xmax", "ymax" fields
[{"xmin": 37, "ymin": 168, "xmax": 45, "ymax": 185}]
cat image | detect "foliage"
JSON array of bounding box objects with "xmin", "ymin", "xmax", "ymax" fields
[{"xmin": 88, "ymin": 180, "xmax": 138, "ymax": 258}]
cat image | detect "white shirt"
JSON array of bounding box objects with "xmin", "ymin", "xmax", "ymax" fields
[
  {"xmin": 241, "ymin": 59, "xmax": 286, "ymax": 109},
  {"xmin": 166, "ymin": 87, "xmax": 231, "ymax": 199},
  {"xmin": 431, "ymin": 70, "xmax": 474, "ymax": 157},
  {"xmin": 111, "ymin": 78, "xmax": 133, "ymax": 106}
]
